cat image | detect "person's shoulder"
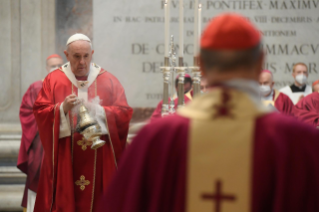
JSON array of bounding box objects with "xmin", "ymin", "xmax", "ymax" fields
[
  {"xmin": 303, "ymin": 91, "xmax": 318, "ymax": 100},
  {"xmin": 297, "ymin": 92, "xmax": 319, "ymax": 105},
  {"xmin": 29, "ymin": 80, "xmax": 43, "ymax": 88},
  {"xmin": 142, "ymin": 115, "xmax": 190, "ymax": 138},
  {"xmin": 94, "ymin": 64, "xmax": 115, "ymax": 79},
  {"xmin": 43, "ymin": 68, "xmax": 66, "ymax": 83},
  {"xmin": 257, "ymin": 112, "xmax": 318, "ymax": 141},
  {"xmin": 46, "ymin": 68, "xmax": 65, "ymax": 78},
  {"xmin": 277, "ymin": 91, "xmax": 292, "ymax": 102},
  {"xmin": 148, "ymin": 114, "xmax": 189, "ymax": 128}
]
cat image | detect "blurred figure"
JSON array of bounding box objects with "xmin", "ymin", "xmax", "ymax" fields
[
  {"xmin": 279, "ymin": 63, "xmax": 312, "ymax": 104},
  {"xmin": 46, "ymin": 54, "xmax": 64, "ymax": 72},
  {"xmin": 259, "ymin": 70, "xmax": 294, "ymax": 115},
  {"xmin": 294, "ymin": 82, "xmax": 319, "ymax": 127},
  {"xmin": 150, "ymin": 74, "xmax": 193, "ymax": 121},
  {"xmin": 104, "ymin": 14, "xmax": 319, "ymax": 212},
  {"xmin": 17, "ymin": 54, "xmax": 63, "ymax": 212},
  {"xmin": 312, "ymin": 80, "xmax": 319, "ymax": 92}
]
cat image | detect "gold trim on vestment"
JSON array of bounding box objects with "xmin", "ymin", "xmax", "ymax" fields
[
  {"xmin": 89, "ymin": 80, "xmax": 98, "ymax": 211},
  {"xmin": 71, "ymin": 84, "xmax": 74, "ymax": 165},
  {"xmin": 273, "ymin": 89, "xmax": 280, "ymax": 102},
  {"xmin": 95, "ymin": 80, "xmax": 97, "ymax": 97},
  {"xmin": 179, "ymin": 89, "xmax": 269, "ymax": 212},
  {"xmin": 50, "ymin": 104, "xmax": 58, "ymax": 212},
  {"xmin": 262, "ymin": 89, "xmax": 281, "ymax": 107},
  {"xmin": 90, "ymin": 150, "xmax": 97, "ymax": 212},
  {"xmin": 98, "ymin": 70, "xmax": 107, "ymax": 75},
  {"xmin": 104, "ymin": 114, "xmax": 118, "ymax": 169}
]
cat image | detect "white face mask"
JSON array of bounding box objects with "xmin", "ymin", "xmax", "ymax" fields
[
  {"xmin": 260, "ymin": 85, "xmax": 271, "ymax": 97},
  {"xmin": 295, "ymin": 74, "xmax": 307, "ymax": 85}
]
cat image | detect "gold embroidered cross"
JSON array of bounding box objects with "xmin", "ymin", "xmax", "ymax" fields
[
  {"xmin": 75, "ymin": 175, "xmax": 90, "ymax": 191},
  {"xmin": 77, "ymin": 139, "xmax": 93, "ymax": 151}
]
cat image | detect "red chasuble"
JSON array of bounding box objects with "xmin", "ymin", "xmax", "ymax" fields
[
  {"xmin": 33, "ymin": 65, "xmax": 132, "ymax": 212},
  {"xmin": 294, "ymin": 92, "xmax": 319, "ymax": 127},
  {"xmin": 273, "ymin": 90, "xmax": 295, "ymax": 116},
  {"xmin": 104, "ymin": 87, "xmax": 319, "ymax": 212},
  {"xmin": 17, "ymin": 80, "xmax": 43, "ymax": 207}
]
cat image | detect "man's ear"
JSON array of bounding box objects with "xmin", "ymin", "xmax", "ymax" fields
[
  {"xmin": 91, "ymin": 50, "xmax": 94, "ymax": 56},
  {"xmin": 64, "ymin": 50, "xmax": 69, "ymax": 60}
]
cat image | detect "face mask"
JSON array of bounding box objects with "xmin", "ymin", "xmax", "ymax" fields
[
  {"xmin": 295, "ymin": 74, "xmax": 307, "ymax": 85},
  {"xmin": 260, "ymin": 85, "xmax": 271, "ymax": 96}
]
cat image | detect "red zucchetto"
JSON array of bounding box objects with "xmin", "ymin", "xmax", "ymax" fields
[
  {"xmin": 261, "ymin": 69, "xmax": 273, "ymax": 76},
  {"xmin": 46, "ymin": 54, "xmax": 62, "ymax": 61},
  {"xmin": 201, "ymin": 13, "xmax": 261, "ymax": 50},
  {"xmin": 312, "ymin": 80, "xmax": 319, "ymax": 87}
]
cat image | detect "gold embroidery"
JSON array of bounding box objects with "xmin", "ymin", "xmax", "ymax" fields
[
  {"xmin": 51, "ymin": 104, "xmax": 58, "ymax": 212},
  {"xmin": 90, "ymin": 150, "xmax": 97, "ymax": 212},
  {"xmin": 77, "ymin": 139, "xmax": 93, "ymax": 151},
  {"xmin": 75, "ymin": 175, "xmax": 90, "ymax": 191}
]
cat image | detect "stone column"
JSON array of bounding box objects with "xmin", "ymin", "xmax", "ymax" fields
[
  {"xmin": 0, "ymin": 1, "xmax": 56, "ymax": 211},
  {"xmin": 0, "ymin": 0, "xmax": 56, "ymax": 124}
]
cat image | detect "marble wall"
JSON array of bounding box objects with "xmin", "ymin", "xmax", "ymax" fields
[{"xmin": 0, "ymin": 0, "xmax": 55, "ymax": 124}]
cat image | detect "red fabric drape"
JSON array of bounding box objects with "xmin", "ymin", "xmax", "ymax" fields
[{"xmin": 17, "ymin": 80, "xmax": 43, "ymax": 207}]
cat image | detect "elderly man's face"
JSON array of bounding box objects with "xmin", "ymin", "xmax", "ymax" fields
[
  {"xmin": 259, "ymin": 72, "xmax": 274, "ymax": 96},
  {"xmin": 46, "ymin": 57, "xmax": 63, "ymax": 73},
  {"xmin": 64, "ymin": 41, "xmax": 94, "ymax": 77}
]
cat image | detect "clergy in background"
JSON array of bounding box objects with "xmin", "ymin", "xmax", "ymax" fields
[
  {"xmin": 17, "ymin": 54, "xmax": 63, "ymax": 212},
  {"xmin": 150, "ymin": 74, "xmax": 193, "ymax": 121},
  {"xmin": 33, "ymin": 34, "xmax": 132, "ymax": 212},
  {"xmin": 103, "ymin": 14, "xmax": 319, "ymax": 212},
  {"xmin": 279, "ymin": 63, "xmax": 312, "ymax": 104},
  {"xmin": 294, "ymin": 90, "xmax": 319, "ymax": 128},
  {"xmin": 259, "ymin": 70, "xmax": 295, "ymax": 115}
]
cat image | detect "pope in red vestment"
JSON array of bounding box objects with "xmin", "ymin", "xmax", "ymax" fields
[
  {"xmin": 103, "ymin": 14, "xmax": 319, "ymax": 212},
  {"xmin": 294, "ymin": 92, "xmax": 319, "ymax": 127},
  {"xmin": 33, "ymin": 34, "xmax": 132, "ymax": 212},
  {"xmin": 259, "ymin": 70, "xmax": 295, "ymax": 115}
]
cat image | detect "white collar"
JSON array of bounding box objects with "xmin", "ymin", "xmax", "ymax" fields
[
  {"xmin": 61, "ymin": 62, "xmax": 101, "ymax": 89},
  {"xmin": 222, "ymin": 79, "xmax": 264, "ymax": 108}
]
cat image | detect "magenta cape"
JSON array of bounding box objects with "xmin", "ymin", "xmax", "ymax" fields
[
  {"xmin": 33, "ymin": 68, "xmax": 132, "ymax": 212},
  {"xmin": 274, "ymin": 92, "xmax": 295, "ymax": 116},
  {"xmin": 104, "ymin": 113, "xmax": 319, "ymax": 211},
  {"xmin": 294, "ymin": 92, "xmax": 319, "ymax": 127},
  {"xmin": 17, "ymin": 80, "xmax": 43, "ymax": 207}
]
